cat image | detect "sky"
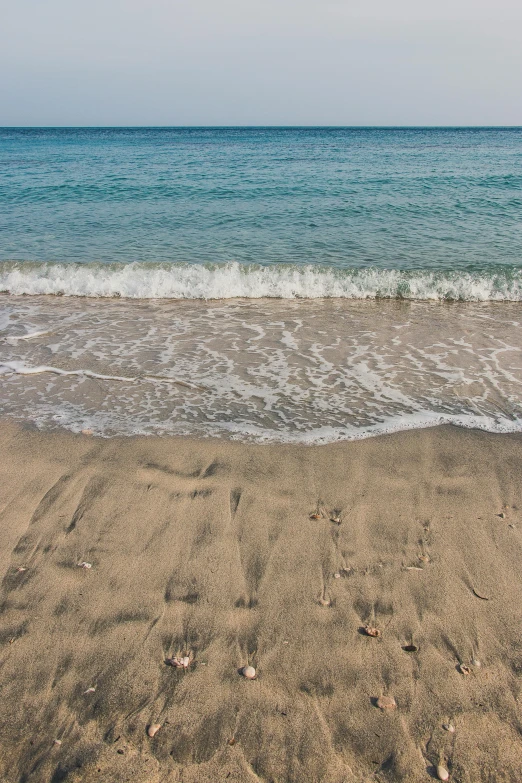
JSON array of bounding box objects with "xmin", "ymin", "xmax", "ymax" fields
[{"xmin": 1, "ymin": 0, "xmax": 521, "ymax": 126}]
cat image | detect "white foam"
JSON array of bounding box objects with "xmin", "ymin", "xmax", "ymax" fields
[{"xmin": 1, "ymin": 261, "xmax": 521, "ymax": 301}]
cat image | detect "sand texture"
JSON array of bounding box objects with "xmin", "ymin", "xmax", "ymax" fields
[{"xmin": 0, "ymin": 422, "xmax": 522, "ymax": 783}]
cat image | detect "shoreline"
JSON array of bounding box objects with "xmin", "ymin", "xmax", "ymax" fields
[{"xmin": 1, "ymin": 421, "xmax": 522, "ymax": 782}]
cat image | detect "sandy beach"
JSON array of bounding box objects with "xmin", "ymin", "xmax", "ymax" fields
[{"xmin": 0, "ymin": 422, "xmax": 520, "ymax": 782}]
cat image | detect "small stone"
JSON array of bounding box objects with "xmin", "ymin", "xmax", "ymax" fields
[
  {"xmin": 376, "ymin": 695, "xmax": 396, "ymax": 711},
  {"xmin": 436, "ymin": 764, "xmax": 450, "ymax": 781},
  {"xmin": 442, "ymin": 723, "xmax": 455, "ymax": 733},
  {"xmin": 402, "ymin": 644, "xmax": 418, "ymax": 653},
  {"xmin": 241, "ymin": 665, "xmax": 256, "ymax": 680},
  {"xmin": 147, "ymin": 723, "xmax": 161, "ymax": 738},
  {"xmin": 498, "ymin": 512, "xmax": 506, "ymax": 519},
  {"xmin": 363, "ymin": 626, "xmax": 381, "ymax": 638}
]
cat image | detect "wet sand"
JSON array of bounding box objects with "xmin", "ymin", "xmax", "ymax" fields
[{"xmin": 0, "ymin": 422, "xmax": 521, "ymax": 783}]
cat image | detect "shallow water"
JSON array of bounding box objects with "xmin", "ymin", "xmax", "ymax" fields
[{"xmin": 0, "ymin": 296, "xmax": 520, "ymax": 441}]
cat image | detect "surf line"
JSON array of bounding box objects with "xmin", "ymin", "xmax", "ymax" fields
[{"xmin": 0, "ymin": 361, "xmax": 206, "ymax": 392}]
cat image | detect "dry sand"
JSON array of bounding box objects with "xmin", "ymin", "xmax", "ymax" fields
[{"xmin": 0, "ymin": 422, "xmax": 521, "ymax": 783}]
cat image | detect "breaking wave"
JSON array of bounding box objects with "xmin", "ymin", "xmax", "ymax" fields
[{"xmin": 1, "ymin": 261, "xmax": 521, "ymax": 301}]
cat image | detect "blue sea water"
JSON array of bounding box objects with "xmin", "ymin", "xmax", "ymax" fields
[
  {"xmin": 0, "ymin": 127, "xmax": 521, "ymax": 299},
  {"xmin": 0, "ymin": 127, "xmax": 521, "ymax": 441}
]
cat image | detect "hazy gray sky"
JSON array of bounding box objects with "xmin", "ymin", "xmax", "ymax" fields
[{"xmin": 1, "ymin": 0, "xmax": 521, "ymax": 126}]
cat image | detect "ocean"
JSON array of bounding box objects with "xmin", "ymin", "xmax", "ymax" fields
[{"xmin": 0, "ymin": 126, "xmax": 521, "ymax": 441}]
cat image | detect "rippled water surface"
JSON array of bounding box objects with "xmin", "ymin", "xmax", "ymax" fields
[{"xmin": 0, "ymin": 127, "xmax": 520, "ymax": 440}]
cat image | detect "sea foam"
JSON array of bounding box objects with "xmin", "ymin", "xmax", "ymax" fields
[{"xmin": 1, "ymin": 261, "xmax": 521, "ymax": 301}]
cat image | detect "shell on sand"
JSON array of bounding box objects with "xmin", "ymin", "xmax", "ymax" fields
[
  {"xmin": 363, "ymin": 626, "xmax": 381, "ymax": 638},
  {"xmin": 147, "ymin": 723, "xmax": 161, "ymax": 738},
  {"xmin": 330, "ymin": 516, "xmax": 341, "ymax": 524},
  {"xmin": 418, "ymin": 554, "xmax": 431, "ymax": 563},
  {"xmin": 318, "ymin": 598, "xmax": 331, "ymax": 607},
  {"xmin": 458, "ymin": 663, "xmax": 471, "ymax": 675},
  {"xmin": 77, "ymin": 561, "xmax": 92, "ymax": 569},
  {"xmin": 376, "ymin": 695, "xmax": 396, "ymax": 711},
  {"xmin": 437, "ymin": 765, "xmax": 450, "ymax": 781},
  {"xmin": 81, "ymin": 429, "xmax": 93, "ymax": 436},
  {"xmin": 241, "ymin": 665, "xmax": 256, "ymax": 680},
  {"xmin": 53, "ymin": 739, "xmax": 62, "ymax": 746},
  {"xmin": 309, "ymin": 513, "xmax": 322, "ymax": 520},
  {"xmin": 442, "ymin": 723, "xmax": 455, "ymax": 733}
]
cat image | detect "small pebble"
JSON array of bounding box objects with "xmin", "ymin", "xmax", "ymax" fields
[
  {"xmin": 437, "ymin": 764, "xmax": 450, "ymax": 781},
  {"xmin": 147, "ymin": 723, "xmax": 161, "ymax": 738},
  {"xmin": 363, "ymin": 626, "xmax": 381, "ymax": 638},
  {"xmin": 376, "ymin": 695, "xmax": 396, "ymax": 711},
  {"xmin": 442, "ymin": 723, "xmax": 455, "ymax": 733},
  {"xmin": 241, "ymin": 665, "xmax": 256, "ymax": 680}
]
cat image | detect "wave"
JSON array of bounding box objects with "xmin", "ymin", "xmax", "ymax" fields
[{"xmin": 1, "ymin": 261, "xmax": 521, "ymax": 301}]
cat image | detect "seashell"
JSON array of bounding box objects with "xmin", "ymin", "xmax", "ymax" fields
[
  {"xmin": 330, "ymin": 516, "xmax": 341, "ymax": 525},
  {"xmin": 227, "ymin": 737, "xmax": 236, "ymax": 746},
  {"xmin": 418, "ymin": 554, "xmax": 431, "ymax": 563},
  {"xmin": 318, "ymin": 598, "xmax": 331, "ymax": 607},
  {"xmin": 53, "ymin": 739, "xmax": 62, "ymax": 746},
  {"xmin": 83, "ymin": 686, "xmax": 96, "ymax": 694},
  {"xmin": 334, "ymin": 572, "xmax": 341, "ymax": 579},
  {"xmin": 363, "ymin": 626, "xmax": 381, "ymax": 638},
  {"xmin": 77, "ymin": 561, "xmax": 92, "ymax": 569},
  {"xmin": 147, "ymin": 723, "xmax": 161, "ymax": 738},
  {"xmin": 442, "ymin": 723, "xmax": 455, "ymax": 733},
  {"xmin": 241, "ymin": 665, "xmax": 256, "ymax": 680},
  {"xmin": 376, "ymin": 695, "xmax": 396, "ymax": 710},
  {"xmin": 458, "ymin": 663, "xmax": 471, "ymax": 675},
  {"xmin": 472, "ymin": 588, "xmax": 489, "ymax": 600},
  {"xmin": 404, "ymin": 566, "xmax": 423, "ymax": 571},
  {"xmin": 402, "ymin": 644, "xmax": 418, "ymax": 653},
  {"xmin": 81, "ymin": 429, "xmax": 93, "ymax": 436},
  {"xmin": 182, "ymin": 656, "xmax": 191, "ymax": 669},
  {"xmin": 436, "ymin": 764, "xmax": 450, "ymax": 781},
  {"xmin": 16, "ymin": 566, "xmax": 27, "ymax": 573},
  {"xmin": 309, "ymin": 513, "xmax": 322, "ymax": 520}
]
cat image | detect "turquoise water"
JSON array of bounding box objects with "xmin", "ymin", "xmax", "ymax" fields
[
  {"xmin": 0, "ymin": 128, "xmax": 521, "ymax": 441},
  {"xmin": 0, "ymin": 127, "xmax": 521, "ymax": 299}
]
